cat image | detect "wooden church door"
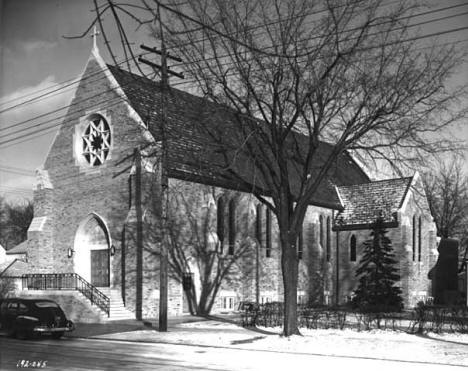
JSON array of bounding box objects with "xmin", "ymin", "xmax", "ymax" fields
[{"xmin": 91, "ymin": 250, "xmax": 109, "ymax": 287}]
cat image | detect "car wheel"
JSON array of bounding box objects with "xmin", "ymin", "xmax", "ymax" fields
[
  {"xmin": 51, "ymin": 331, "xmax": 64, "ymax": 339},
  {"xmin": 15, "ymin": 328, "xmax": 30, "ymax": 340}
]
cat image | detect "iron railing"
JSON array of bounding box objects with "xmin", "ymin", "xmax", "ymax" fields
[{"xmin": 22, "ymin": 273, "xmax": 110, "ymax": 317}]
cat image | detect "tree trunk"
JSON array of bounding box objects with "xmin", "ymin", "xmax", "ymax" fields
[{"xmin": 280, "ymin": 230, "xmax": 300, "ymax": 336}]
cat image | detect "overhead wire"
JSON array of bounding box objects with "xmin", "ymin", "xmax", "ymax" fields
[
  {"xmin": 1, "ymin": 3, "xmax": 467, "ymax": 148},
  {"xmin": 1, "ymin": 32, "xmax": 467, "ymax": 149},
  {"xmin": 0, "ymin": 52, "xmax": 154, "ymax": 116},
  {"xmin": 1, "ymin": 0, "xmax": 465, "ymax": 112}
]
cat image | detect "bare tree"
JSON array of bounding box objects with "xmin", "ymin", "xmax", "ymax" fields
[
  {"xmin": 83, "ymin": 0, "xmax": 466, "ymax": 335},
  {"xmin": 162, "ymin": 182, "xmax": 255, "ymax": 315},
  {"xmin": 0, "ymin": 199, "xmax": 33, "ymax": 250},
  {"xmin": 423, "ymin": 158, "xmax": 468, "ymax": 241},
  {"xmin": 0, "ymin": 277, "xmax": 16, "ymax": 299}
]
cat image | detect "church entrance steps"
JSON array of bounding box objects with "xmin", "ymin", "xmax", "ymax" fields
[{"xmin": 96, "ymin": 287, "xmax": 135, "ymax": 321}]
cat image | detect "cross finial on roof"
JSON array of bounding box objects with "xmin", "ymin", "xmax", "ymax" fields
[{"xmin": 91, "ymin": 25, "xmax": 100, "ymax": 52}]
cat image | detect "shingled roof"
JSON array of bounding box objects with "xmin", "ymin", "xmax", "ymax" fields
[
  {"xmin": 6, "ymin": 241, "xmax": 27, "ymax": 255},
  {"xmin": 0, "ymin": 259, "xmax": 28, "ymax": 277},
  {"xmin": 334, "ymin": 176, "xmax": 413, "ymax": 230},
  {"xmin": 107, "ymin": 65, "xmax": 369, "ymax": 209}
]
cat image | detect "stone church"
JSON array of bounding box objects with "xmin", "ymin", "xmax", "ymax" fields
[{"xmin": 11, "ymin": 44, "xmax": 438, "ymax": 320}]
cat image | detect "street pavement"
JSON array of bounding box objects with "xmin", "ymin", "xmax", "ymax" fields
[
  {"xmin": 2, "ymin": 334, "xmax": 467, "ymax": 371},
  {"xmin": 1, "ymin": 315, "xmax": 467, "ymax": 370}
]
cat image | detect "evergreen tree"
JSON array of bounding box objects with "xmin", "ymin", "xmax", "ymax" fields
[{"xmin": 352, "ymin": 217, "xmax": 403, "ymax": 312}]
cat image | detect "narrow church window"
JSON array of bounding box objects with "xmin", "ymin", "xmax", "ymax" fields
[
  {"xmin": 319, "ymin": 215, "xmax": 324, "ymax": 247},
  {"xmin": 266, "ymin": 208, "xmax": 272, "ymax": 258},
  {"xmin": 297, "ymin": 227, "xmax": 303, "ymax": 260},
  {"xmin": 82, "ymin": 114, "xmax": 111, "ymax": 166},
  {"xmin": 228, "ymin": 199, "xmax": 236, "ymax": 255},
  {"xmin": 418, "ymin": 216, "xmax": 422, "ymax": 262},
  {"xmin": 217, "ymin": 198, "xmax": 225, "ymax": 254},
  {"xmin": 326, "ymin": 216, "xmax": 331, "ymax": 262},
  {"xmin": 412, "ymin": 215, "xmax": 417, "ymax": 261},
  {"xmin": 350, "ymin": 235, "xmax": 357, "ymax": 262},
  {"xmin": 256, "ymin": 204, "xmax": 263, "ymax": 248}
]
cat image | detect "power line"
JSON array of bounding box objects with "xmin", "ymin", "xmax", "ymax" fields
[
  {"xmin": 0, "ymin": 97, "xmax": 126, "ymax": 147},
  {"xmin": 1, "ymin": 28, "xmax": 467, "ymax": 148},
  {"xmin": 0, "ymin": 164, "xmax": 35, "ymax": 173},
  {"xmin": 158, "ymin": 0, "xmax": 468, "ymax": 58},
  {"xmin": 0, "ymin": 0, "xmax": 379, "ymax": 111},
  {"xmin": 0, "ymin": 53, "xmax": 153, "ymax": 116},
  {"xmin": 169, "ymin": 6, "xmax": 468, "ymax": 70},
  {"xmin": 0, "ymin": 125, "xmax": 61, "ymax": 149},
  {"xmin": 0, "ymin": 168, "xmax": 35, "ymax": 177},
  {"xmin": 1, "ymin": 2, "xmax": 464, "ymax": 114},
  {"xmin": 1, "ymin": 35, "xmax": 466, "ymax": 150},
  {"xmin": 168, "ymin": 35, "xmax": 468, "ymax": 89},
  {"xmin": 0, "ymin": 62, "xmax": 154, "ymax": 135}
]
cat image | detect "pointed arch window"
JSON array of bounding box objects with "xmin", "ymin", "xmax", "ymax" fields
[
  {"xmin": 217, "ymin": 198, "xmax": 225, "ymax": 254},
  {"xmin": 412, "ymin": 215, "xmax": 417, "ymax": 261},
  {"xmin": 326, "ymin": 216, "xmax": 331, "ymax": 262},
  {"xmin": 297, "ymin": 227, "xmax": 303, "ymax": 260},
  {"xmin": 319, "ymin": 215, "xmax": 324, "ymax": 247},
  {"xmin": 256, "ymin": 204, "xmax": 263, "ymax": 248},
  {"xmin": 418, "ymin": 216, "xmax": 422, "ymax": 262},
  {"xmin": 350, "ymin": 235, "xmax": 357, "ymax": 262},
  {"xmin": 266, "ymin": 208, "xmax": 272, "ymax": 258},
  {"xmin": 228, "ymin": 199, "xmax": 236, "ymax": 255}
]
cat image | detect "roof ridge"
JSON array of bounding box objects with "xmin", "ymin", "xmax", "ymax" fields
[
  {"xmin": 0, "ymin": 259, "xmax": 18, "ymax": 277},
  {"xmin": 338, "ymin": 176, "xmax": 412, "ymax": 188}
]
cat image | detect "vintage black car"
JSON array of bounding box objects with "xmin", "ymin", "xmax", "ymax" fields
[{"xmin": 0, "ymin": 298, "xmax": 74, "ymax": 339}]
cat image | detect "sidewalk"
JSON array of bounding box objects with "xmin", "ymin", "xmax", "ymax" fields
[
  {"xmin": 67, "ymin": 314, "xmax": 267, "ymax": 347},
  {"xmin": 65, "ymin": 313, "xmax": 211, "ymax": 339}
]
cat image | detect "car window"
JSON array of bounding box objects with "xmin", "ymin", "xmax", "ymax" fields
[
  {"xmin": 5, "ymin": 302, "xmax": 19, "ymax": 314},
  {"xmin": 0, "ymin": 302, "xmax": 8, "ymax": 315},
  {"xmin": 7, "ymin": 302, "xmax": 18, "ymax": 310},
  {"xmin": 18, "ymin": 303, "xmax": 29, "ymax": 313},
  {"xmin": 34, "ymin": 301, "xmax": 59, "ymax": 308}
]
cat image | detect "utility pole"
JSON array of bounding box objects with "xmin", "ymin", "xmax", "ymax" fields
[
  {"xmin": 139, "ymin": 6, "xmax": 183, "ymax": 332},
  {"xmin": 134, "ymin": 147, "xmax": 143, "ymax": 321}
]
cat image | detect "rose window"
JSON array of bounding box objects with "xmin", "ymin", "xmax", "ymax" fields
[{"xmin": 82, "ymin": 115, "xmax": 111, "ymax": 166}]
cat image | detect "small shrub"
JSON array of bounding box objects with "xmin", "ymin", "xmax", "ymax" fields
[{"xmin": 0, "ymin": 277, "xmax": 16, "ymax": 298}]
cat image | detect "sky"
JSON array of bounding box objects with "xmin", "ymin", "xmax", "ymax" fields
[{"xmin": 0, "ymin": 0, "xmax": 467, "ymax": 203}]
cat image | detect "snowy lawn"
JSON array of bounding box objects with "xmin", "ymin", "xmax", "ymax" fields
[
  {"xmin": 95, "ymin": 321, "xmax": 468, "ymax": 366},
  {"xmin": 249, "ymin": 327, "xmax": 468, "ymax": 366}
]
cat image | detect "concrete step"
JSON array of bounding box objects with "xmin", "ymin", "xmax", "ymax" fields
[{"xmin": 94, "ymin": 287, "xmax": 134, "ymax": 321}]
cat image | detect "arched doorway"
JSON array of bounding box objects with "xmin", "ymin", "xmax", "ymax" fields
[{"xmin": 74, "ymin": 214, "xmax": 111, "ymax": 287}]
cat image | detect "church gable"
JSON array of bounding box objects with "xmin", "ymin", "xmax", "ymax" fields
[
  {"xmin": 335, "ymin": 176, "xmax": 413, "ymax": 230},
  {"xmin": 42, "ymin": 51, "xmax": 154, "ymax": 180},
  {"xmin": 28, "ymin": 48, "xmax": 161, "ymax": 274}
]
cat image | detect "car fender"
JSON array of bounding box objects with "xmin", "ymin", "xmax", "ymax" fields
[{"xmin": 15, "ymin": 315, "xmax": 39, "ymax": 328}]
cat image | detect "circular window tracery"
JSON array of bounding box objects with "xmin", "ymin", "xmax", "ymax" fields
[{"xmin": 82, "ymin": 114, "xmax": 111, "ymax": 166}]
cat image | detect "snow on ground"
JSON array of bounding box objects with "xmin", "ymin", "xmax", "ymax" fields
[
  {"xmin": 96, "ymin": 321, "xmax": 468, "ymax": 366},
  {"xmin": 248, "ymin": 327, "xmax": 468, "ymax": 366}
]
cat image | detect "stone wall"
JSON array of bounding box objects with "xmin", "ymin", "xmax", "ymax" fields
[{"xmin": 17, "ymin": 290, "xmax": 104, "ymax": 323}]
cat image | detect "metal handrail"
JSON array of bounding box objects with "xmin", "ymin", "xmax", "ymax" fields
[{"xmin": 22, "ymin": 273, "xmax": 110, "ymax": 317}]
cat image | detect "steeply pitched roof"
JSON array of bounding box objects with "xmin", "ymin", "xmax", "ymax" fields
[
  {"xmin": 335, "ymin": 176, "xmax": 413, "ymax": 230},
  {"xmin": 106, "ymin": 65, "xmax": 369, "ymax": 209},
  {"xmin": 6, "ymin": 241, "xmax": 27, "ymax": 255},
  {"xmin": 0, "ymin": 259, "xmax": 28, "ymax": 277}
]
